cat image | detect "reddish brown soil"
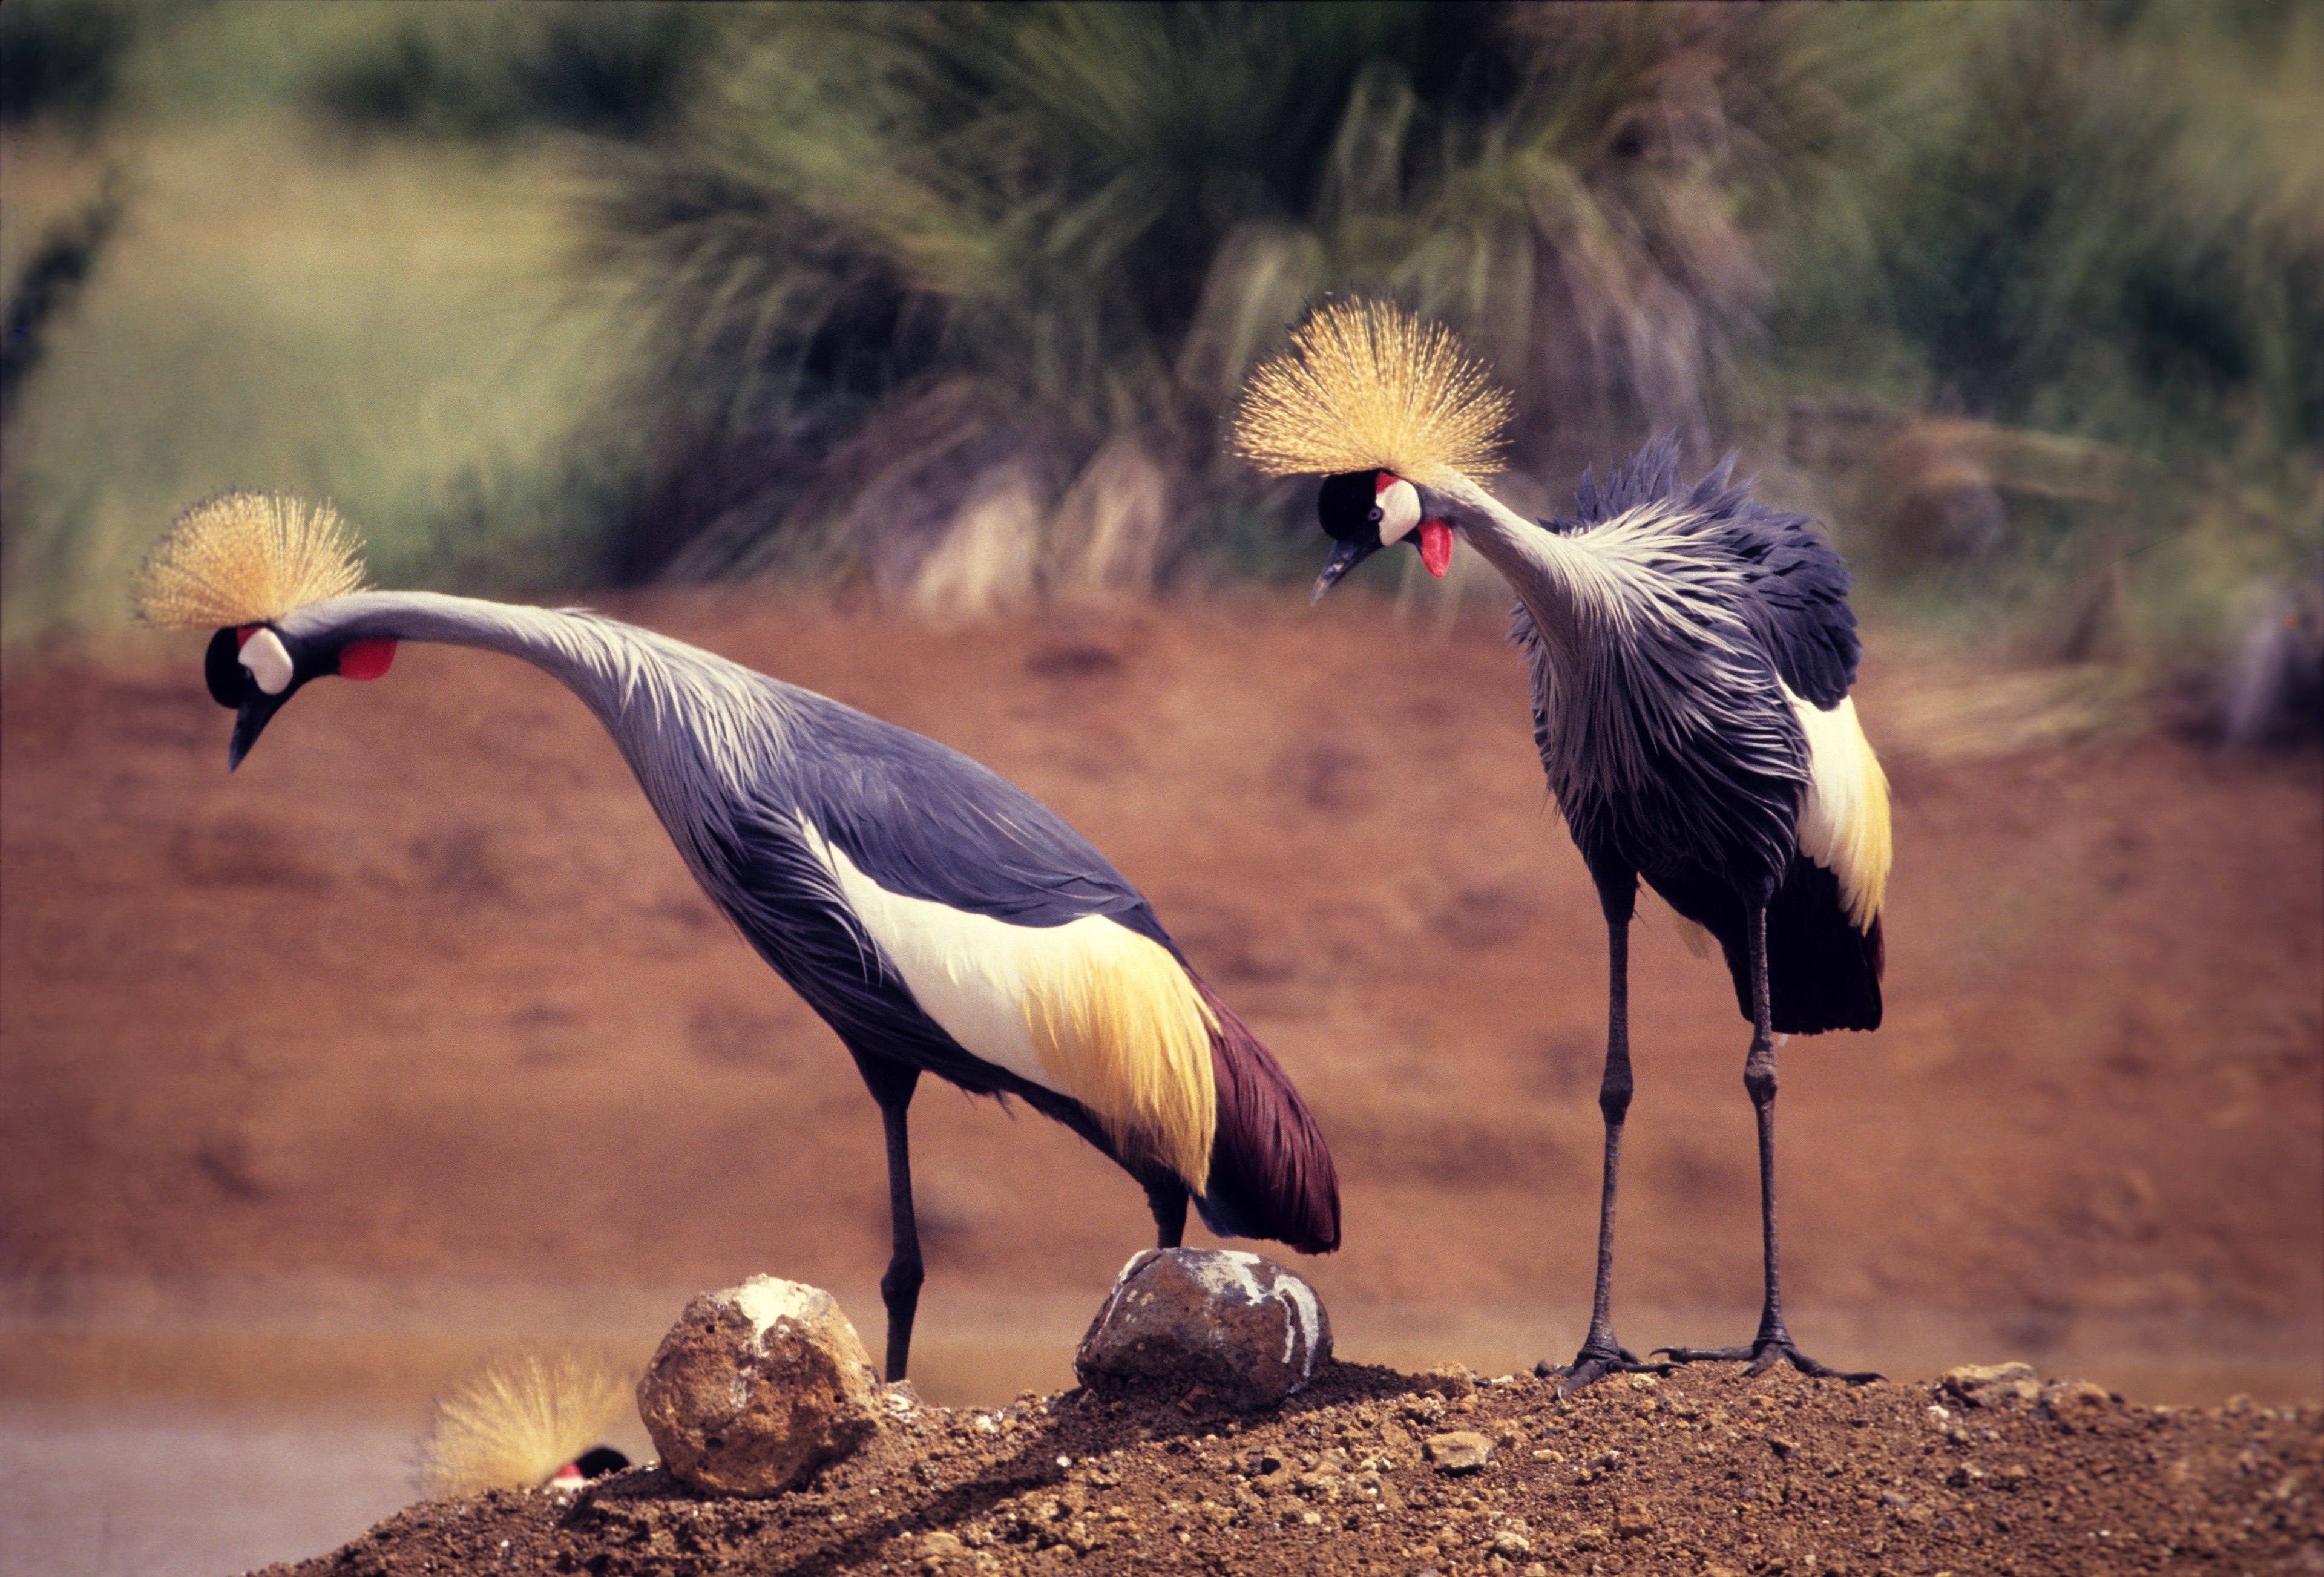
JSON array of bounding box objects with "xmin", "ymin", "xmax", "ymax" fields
[
  {"xmin": 257, "ymin": 1364, "xmax": 2324, "ymax": 1577},
  {"xmin": 4, "ymin": 590, "xmax": 2320, "ymax": 1409}
]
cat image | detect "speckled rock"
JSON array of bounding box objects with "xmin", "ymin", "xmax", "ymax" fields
[
  {"xmin": 636, "ymin": 1275, "xmax": 885, "ymax": 1495},
  {"xmin": 1073, "ymin": 1248, "xmax": 1331, "ymax": 1409}
]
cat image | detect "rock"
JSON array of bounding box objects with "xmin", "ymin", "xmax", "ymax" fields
[
  {"xmin": 2043, "ymin": 1380, "xmax": 2114, "ymax": 1429},
  {"xmin": 1491, "ymin": 1529, "xmax": 1532, "ymax": 1558},
  {"xmin": 1073, "ymin": 1248, "xmax": 1331, "ymax": 1409},
  {"xmin": 1424, "ymin": 1431, "xmax": 1494, "ymax": 1474},
  {"xmin": 1615, "ymin": 1500, "xmax": 1656, "ymax": 1538},
  {"xmin": 919, "ymin": 1530, "xmax": 966, "ymax": 1562},
  {"xmin": 1416, "ymin": 1363, "xmax": 1477, "ymax": 1401},
  {"xmin": 1942, "ymin": 1362, "xmax": 2041, "ymax": 1407},
  {"xmin": 635, "ymin": 1275, "xmax": 885, "ymax": 1495}
]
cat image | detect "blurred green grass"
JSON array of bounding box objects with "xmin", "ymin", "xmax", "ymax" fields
[{"xmin": 0, "ymin": 118, "xmax": 632, "ymax": 638}]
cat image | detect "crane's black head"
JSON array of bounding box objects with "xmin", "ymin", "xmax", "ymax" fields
[
  {"xmin": 1310, "ymin": 470, "xmax": 1454, "ymax": 602},
  {"xmin": 203, "ymin": 623, "xmax": 396, "ymax": 770}
]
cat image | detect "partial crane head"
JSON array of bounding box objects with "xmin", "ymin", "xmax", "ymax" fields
[
  {"xmin": 1230, "ymin": 298, "xmax": 1512, "ymax": 603},
  {"xmin": 132, "ymin": 491, "xmax": 396, "ymax": 769},
  {"xmin": 1313, "ymin": 469, "xmax": 1452, "ymax": 593}
]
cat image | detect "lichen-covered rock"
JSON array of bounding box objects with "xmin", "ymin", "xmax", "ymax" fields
[
  {"xmin": 635, "ymin": 1276, "xmax": 884, "ymax": 1495},
  {"xmin": 1073, "ymin": 1248, "xmax": 1330, "ymax": 1409}
]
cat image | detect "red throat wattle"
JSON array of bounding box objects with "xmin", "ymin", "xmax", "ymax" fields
[
  {"xmin": 1419, "ymin": 519, "xmax": 1454, "ymax": 577},
  {"xmin": 339, "ymin": 638, "xmax": 396, "ymax": 681}
]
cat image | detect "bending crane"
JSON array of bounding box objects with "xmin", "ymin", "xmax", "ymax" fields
[
  {"xmin": 135, "ymin": 494, "xmax": 1340, "ymax": 1381},
  {"xmin": 1237, "ymin": 303, "xmax": 1888, "ymax": 1391}
]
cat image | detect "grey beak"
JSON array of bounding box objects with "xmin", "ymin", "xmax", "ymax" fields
[
  {"xmin": 228, "ymin": 690, "xmax": 286, "ymax": 772},
  {"xmin": 1311, "ymin": 538, "xmax": 1379, "ymax": 603}
]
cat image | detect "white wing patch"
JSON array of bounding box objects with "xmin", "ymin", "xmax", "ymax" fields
[
  {"xmin": 795, "ymin": 816, "xmax": 1217, "ymax": 1187},
  {"xmin": 1786, "ymin": 686, "xmax": 1891, "ymax": 930}
]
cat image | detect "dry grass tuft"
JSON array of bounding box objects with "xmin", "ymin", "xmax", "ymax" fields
[
  {"xmin": 131, "ymin": 491, "xmax": 369, "ymax": 631},
  {"xmin": 418, "ymin": 1350, "xmax": 629, "ymax": 1499},
  {"xmin": 1232, "ymin": 300, "xmax": 1512, "ymax": 488}
]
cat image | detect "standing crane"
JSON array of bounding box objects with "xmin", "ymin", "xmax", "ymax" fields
[
  {"xmin": 132, "ymin": 493, "xmax": 1340, "ymax": 1382},
  {"xmin": 1235, "ymin": 302, "xmax": 1888, "ymax": 1392}
]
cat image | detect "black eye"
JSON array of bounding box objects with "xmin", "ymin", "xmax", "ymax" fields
[{"xmin": 1367, "ymin": 506, "xmax": 1382, "ymax": 523}]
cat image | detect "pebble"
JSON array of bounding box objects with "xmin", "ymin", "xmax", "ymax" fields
[
  {"xmin": 1942, "ymin": 1362, "xmax": 2042, "ymax": 1407},
  {"xmin": 1424, "ymin": 1431, "xmax": 1495, "ymax": 1475},
  {"xmin": 2043, "ymin": 1380, "xmax": 2115, "ymax": 1430}
]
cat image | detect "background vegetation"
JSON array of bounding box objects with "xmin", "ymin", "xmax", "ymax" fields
[{"xmin": 1, "ymin": 1, "xmax": 2316, "ymax": 724}]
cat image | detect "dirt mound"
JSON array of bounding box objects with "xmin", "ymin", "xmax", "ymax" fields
[{"xmin": 257, "ymin": 1363, "xmax": 2322, "ymax": 1576}]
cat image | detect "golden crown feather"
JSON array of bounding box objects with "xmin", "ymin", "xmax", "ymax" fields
[
  {"xmin": 1230, "ymin": 299, "xmax": 1513, "ymax": 487},
  {"xmin": 419, "ymin": 1350, "xmax": 629, "ymax": 1498},
  {"xmin": 131, "ymin": 490, "xmax": 369, "ymax": 631}
]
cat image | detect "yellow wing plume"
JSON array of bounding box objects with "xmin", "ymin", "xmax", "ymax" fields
[
  {"xmin": 1021, "ymin": 928, "xmax": 1218, "ymax": 1191},
  {"xmin": 1232, "ymin": 298, "xmax": 1513, "ymax": 487},
  {"xmin": 131, "ymin": 490, "xmax": 368, "ymax": 631}
]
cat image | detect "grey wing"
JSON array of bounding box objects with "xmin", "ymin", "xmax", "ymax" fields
[{"xmin": 778, "ymin": 690, "xmax": 1177, "ymax": 952}]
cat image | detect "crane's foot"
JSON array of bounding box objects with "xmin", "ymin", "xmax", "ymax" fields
[
  {"xmin": 1654, "ymin": 1337, "xmax": 1880, "ymax": 1383},
  {"xmin": 1537, "ymin": 1339, "xmax": 1676, "ymax": 1396}
]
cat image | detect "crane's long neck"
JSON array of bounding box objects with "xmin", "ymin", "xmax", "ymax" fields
[
  {"xmin": 279, "ymin": 589, "xmax": 793, "ymax": 812},
  {"xmin": 1420, "ymin": 473, "xmax": 1611, "ymax": 657}
]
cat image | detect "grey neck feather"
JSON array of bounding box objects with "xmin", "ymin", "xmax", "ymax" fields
[
  {"xmin": 1415, "ymin": 473, "xmax": 1801, "ymax": 808},
  {"xmin": 278, "ymin": 589, "xmax": 660, "ymax": 697},
  {"xmin": 1418, "ymin": 475, "xmax": 1612, "ymax": 658},
  {"xmin": 277, "ymin": 589, "xmax": 796, "ymax": 854}
]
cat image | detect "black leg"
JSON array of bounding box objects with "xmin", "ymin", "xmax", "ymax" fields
[
  {"xmin": 841, "ymin": 1049, "xmax": 927, "ymax": 1385},
  {"xmin": 1144, "ymin": 1176, "xmax": 1189, "ymax": 1248},
  {"xmin": 1657, "ymin": 907, "xmax": 1878, "ymax": 1383},
  {"xmin": 1545, "ymin": 873, "xmax": 1672, "ymax": 1394},
  {"xmin": 874, "ymin": 1089, "xmax": 925, "ymax": 1383}
]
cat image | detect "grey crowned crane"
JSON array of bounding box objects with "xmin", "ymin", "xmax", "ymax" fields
[
  {"xmin": 132, "ymin": 494, "xmax": 1340, "ymax": 1382},
  {"xmin": 1235, "ymin": 302, "xmax": 1889, "ymax": 1392}
]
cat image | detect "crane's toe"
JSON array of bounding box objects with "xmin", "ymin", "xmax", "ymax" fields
[
  {"xmin": 1655, "ymin": 1338, "xmax": 1880, "ymax": 1383},
  {"xmin": 1537, "ymin": 1339, "xmax": 1677, "ymax": 1397}
]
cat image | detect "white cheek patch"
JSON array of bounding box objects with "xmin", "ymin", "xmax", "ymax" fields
[
  {"xmin": 240, "ymin": 627, "xmax": 295, "ymax": 695},
  {"xmin": 1376, "ymin": 477, "xmax": 1422, "ymax": 545}
]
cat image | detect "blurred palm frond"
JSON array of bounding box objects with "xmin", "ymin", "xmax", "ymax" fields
[{"xmin": 582, "ymin": 1, "xmax": 1828, "ymax": 606}]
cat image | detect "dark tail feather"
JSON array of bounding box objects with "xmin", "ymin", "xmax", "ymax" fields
[
  {"xmin": 1714, "ymin": 856, "xmax": 1883, "ymax": 1034},
  {"xmin": 1658, "ymin": 857, "xmax": 1883, "ymax": 1034},
  {"xmin": 1186, "ymin": 977, "xmax": 1341, "ymax": 1254}
]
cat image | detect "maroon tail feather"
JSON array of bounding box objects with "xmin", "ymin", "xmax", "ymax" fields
[{"xmin": 1186, "ymin": 976, "xmax": 1341, "ymax": 1254}]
